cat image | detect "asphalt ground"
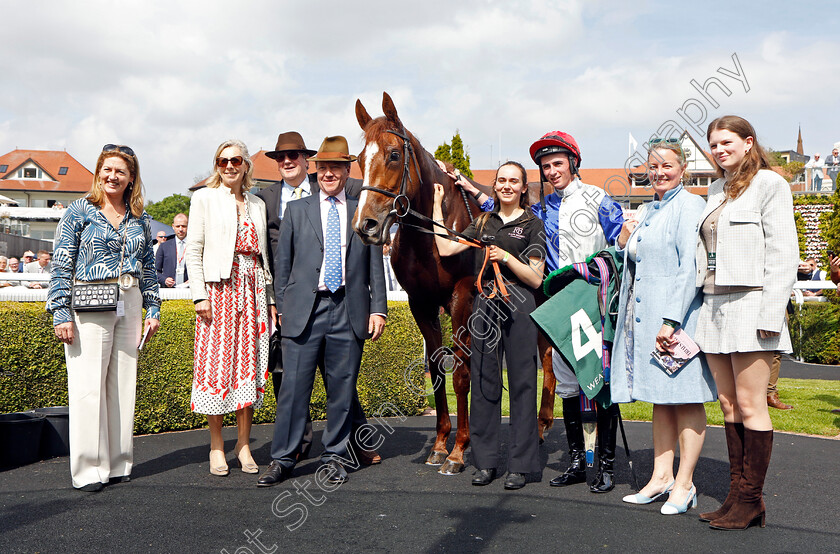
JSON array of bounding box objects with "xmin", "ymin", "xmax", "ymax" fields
[
  {"xmin": 780, "ymin": 354, "xmax": 840, "ymax": 380},
  {"xmin": 1, "ymin": 414, "xmax": 838, "ymax": 554}
]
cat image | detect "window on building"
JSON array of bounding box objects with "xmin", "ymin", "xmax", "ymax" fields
[
  {"xmin": 58, "ymin": 166, "xmax": 68, "ymax": 175},
  {"xmin": 23, "ymin": 168, "xmax": 36, "ymax": 178},
  {"xmin": 0, "ymin": 164, "xmax": 7, "ymax": 173}
]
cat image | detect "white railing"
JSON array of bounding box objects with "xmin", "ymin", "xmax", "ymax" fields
[
  {"xmin": 791, "ymin": 280, "xmax": 836, "ymax": 305},
  {"xmin": 0, "ymin": 272, "xmax": 410, "ymax": 303}
]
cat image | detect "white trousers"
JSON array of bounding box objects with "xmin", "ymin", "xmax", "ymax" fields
[
  {"xmin": 65, "ymin": 286, "xmax": 142, "ymax": 488},
  {"xmin": 552, "ymin": 348, "xmax": 580, "ymax": 399}
]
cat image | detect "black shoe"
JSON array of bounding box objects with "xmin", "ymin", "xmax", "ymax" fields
[
  {"xmin": 322, "ymin": 460, "xmax": 348, "ymax": 485},
  {"xmin": 77, "ymin": 482, "xmax": 104, "ymax": 492},
  {"xmin": 504, "ymin": 472, "xmax": 526, "ymax": 490},
  {"xmin": 589, "ymin": 457, "xmax": 615, "ymax": 493},
  {"xmin": 549, "ymin": 450, "xmax": 587, "ymax": 487},
  {"xmin": 471, "ymin": 468, "xmax": 496, "ymax": 486},
  {"xmin": 108, "ymin": 476, "xmax": 131, "ymax": 485},
  {"xmin": 257, "ymin": 460, "xmax": 292, "ymax": 487}
]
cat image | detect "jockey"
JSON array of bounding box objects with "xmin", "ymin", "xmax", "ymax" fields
[{"xmin": 529, "ymin": 130, "xmax": 624, "ymax": 492}]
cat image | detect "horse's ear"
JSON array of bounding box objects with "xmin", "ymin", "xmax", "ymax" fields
[
  {"xmin": 382, "ymin": 92, "xmax": 403, "ymax": 129},
  {"xmin": 356, "ymin": 99, "xmax": 373, "ymax": 130}
]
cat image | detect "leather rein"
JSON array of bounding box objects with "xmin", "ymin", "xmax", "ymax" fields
[{"xmin": 359, "ymin": 129, "xmax": 509, "ymax": 301}]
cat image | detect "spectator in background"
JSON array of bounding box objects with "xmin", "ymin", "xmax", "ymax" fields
[
  {"xmin": 24, "ymin": 250, "xmax": 51, "ymax": 289},
  {"xmin": 382, "ymin": 243, "xmax": 401, "ymax": 292},
  {"xmin": 798, "ymin": 257, "xmax": 827, "ymax": 296},
  {"xmin": 153, "ymin": 231, "xmax": 167, "ymax": 257},
  {"xmin": 0, "ymin": 256, "xmax": 10, "ymax": 288},
  {"xmin": 155, "ymin": 213, "xmax": 188, "ymax": 287},
  {"xmin": 829, "ymin": 254, "xmax": 840, "ymax": 293},
  {"xmin": 825, "ymin": 148, "xmax": 840, "ymax": 189},
  {"xmin": 19, "ymin": 250, "xmax": 35, "ymax": 272},
  {"xmin": 4, "ymin": 257, "xmax": 20, "ymax": 286},
  {"xmin": 806, "ymin": 152, "xmax": 825, "ymax": 191},
  {"xmin": 766, "ymin": 352, "xmax": 793, "ymax": 410}
]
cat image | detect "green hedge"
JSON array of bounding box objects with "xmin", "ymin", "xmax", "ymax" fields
[
  {"xmin": 789, "ymin": 300, "xmax": 840, "ymax": 364},
  {"xmin": 0, "ymin": 300, "xmax": 426, "ymax": 434}
]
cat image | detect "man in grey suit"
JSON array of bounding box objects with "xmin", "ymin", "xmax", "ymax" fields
[{"xmin": 258, "ymin": 136, "xmax": 387, "ymax": 486}]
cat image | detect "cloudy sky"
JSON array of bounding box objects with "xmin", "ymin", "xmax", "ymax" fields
[{"xmin": 2, "ymin": 0, "xmax": 839, "ymax": 201}]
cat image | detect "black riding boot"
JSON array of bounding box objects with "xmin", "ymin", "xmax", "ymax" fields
[
  {"xmin": 590, "ymin": 403, "xmax": 618, "ymax": 493},
  {"xmin": 550, "ymin": 397, "xmax": 587, "ymax": 487}
]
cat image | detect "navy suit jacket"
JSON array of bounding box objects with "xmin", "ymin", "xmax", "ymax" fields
[
  {"xmin": 155, "ymin": 238, "xmax": 187, "ymax": 287},
  {"xmin": 257, "ymin": 174, "xmax": 362, "ymax": 275},
  {"xmin": 274, "ymin": 190, "xmax": 386, "ymax": 340}
]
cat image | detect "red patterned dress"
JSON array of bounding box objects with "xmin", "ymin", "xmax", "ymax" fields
[{"xmin": 191, "ymin": 213, "xmax": 269, "ymax": 415}]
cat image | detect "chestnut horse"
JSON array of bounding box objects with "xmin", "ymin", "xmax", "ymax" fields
[{"xmin": 352, "ymin": 92, "xmax": 556, "ymax": 475}]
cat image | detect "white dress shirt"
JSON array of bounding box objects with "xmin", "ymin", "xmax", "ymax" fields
[
  {"xmin": 317, "ymin": 189, "xmax": 347, "ymax": 291},
  {"xmin": 279, "ymin": 179, "xmax": 312, "ymax": 219},
  {"xmin": 175, "ymin": 238, "xmax": 187, "ymax": 285}
]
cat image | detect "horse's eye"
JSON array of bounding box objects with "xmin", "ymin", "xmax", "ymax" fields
[{"xmin": 389, "ymin": 151, "xmax": 401, "ymax": 162}]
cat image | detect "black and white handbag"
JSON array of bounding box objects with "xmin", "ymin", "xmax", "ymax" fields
[{"xmin": 71, "ymin": 223, "xmax": 127, "ymax": 312}]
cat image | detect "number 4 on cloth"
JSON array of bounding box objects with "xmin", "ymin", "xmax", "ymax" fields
[{"xmin": 570, "ymin": 309, "xmax": 602, "ymax": 362}]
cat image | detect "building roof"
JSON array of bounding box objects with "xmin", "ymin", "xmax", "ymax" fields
[
  {"xmin": 190, "ymin": 150, "xmax": 364, "ymax": 191},
  {"xmin": 0, "ymin": 149, "xmax": 92, "ymax": 192}
]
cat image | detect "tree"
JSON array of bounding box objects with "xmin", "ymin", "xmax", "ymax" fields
[
  {"xmin": 145, "ymin": 194, "xmax": 192, "ymax": 224},
  {"xmin": 434, "ymin": 131, "xmax": 473, "ymax": 179},
  {"xmin": 767, "ymin": 149, "xmax": 786, "ymax": 167}
]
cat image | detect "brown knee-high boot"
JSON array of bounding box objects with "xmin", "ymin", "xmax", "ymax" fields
[
  {"xmin": 709, "ymin": 429, "xmax": 773, "ymax": 530},
  {"xmin": 699, "ymin": 422, "xmax": 744, "ymax": 522}
]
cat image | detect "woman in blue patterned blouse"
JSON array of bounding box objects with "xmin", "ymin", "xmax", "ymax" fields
[{"xmin": 48, "ymin": 145, "xmax": 161, "ymax": 492}]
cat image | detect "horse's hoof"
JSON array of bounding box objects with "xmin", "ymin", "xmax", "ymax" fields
[
  {"xmin": 425, "ymin": 451, "xmax": 448, "ymax": 466},
  {"xmin": 438, "ymin": 459, "xmax": 464, "ymax": 475}
]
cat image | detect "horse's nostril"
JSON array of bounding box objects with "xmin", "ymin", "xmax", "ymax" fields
[{"xmin": 362, "ymin": 219, "xmax": 379, "ymax": 235}]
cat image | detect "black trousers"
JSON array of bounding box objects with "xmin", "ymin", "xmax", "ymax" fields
[
  {"xmin": 270, "ymin": 291, "xmax": 364, "ymax": 467},
  {"xmin": 468, "ymin": 284, "xmax": 541, "ymax": 474}
]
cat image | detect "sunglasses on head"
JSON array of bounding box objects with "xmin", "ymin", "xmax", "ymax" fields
[
  {"xmin": 648, "ymin": 138, "xmax": 680, "ymax": 146},
  {"xmin": 216, "ymin": 156, "xmax": 244, "ymax": 168},
  {"xmin": 102, "ymin": 144, "xmax": 136, "ymax": 157}
]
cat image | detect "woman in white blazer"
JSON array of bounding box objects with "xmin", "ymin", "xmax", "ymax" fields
[
  {"xmin": 186, "ymin": 139, "xmax": 276, "ymax": 477},
  {"xmin": 695, "ymin": 116, "xmax": 797, "ymax": 530}
]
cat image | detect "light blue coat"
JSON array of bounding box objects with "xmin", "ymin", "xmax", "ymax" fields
[{"xmin": 610, "ymin": 185, "xmax": 716, "ymax": 404}]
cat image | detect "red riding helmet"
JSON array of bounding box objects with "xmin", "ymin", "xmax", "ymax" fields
[{"xmin": 529, "ymin": 131, "xmax": 582, "ymax": 168}]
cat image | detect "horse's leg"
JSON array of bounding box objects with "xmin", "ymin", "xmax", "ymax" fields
[
  {"xmin": 439, "ymin": 277, "xmax": 473, "ymax": 475},
  {"xmin": 537, "ymin": 332, "xmax": 556, "ymax": 442},
  {"xmin": 409, "ymin": 300, "xmax": 450, "ymax": 465}
]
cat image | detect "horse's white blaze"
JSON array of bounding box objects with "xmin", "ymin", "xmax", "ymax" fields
[{"xmin": 356, "ymin": 140, "xmax": 380, "ymax": 229}]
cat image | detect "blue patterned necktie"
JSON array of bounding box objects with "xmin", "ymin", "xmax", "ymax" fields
[{"xmin": 324, "ymin": 196, "xmax": 342, "ymax": 292}]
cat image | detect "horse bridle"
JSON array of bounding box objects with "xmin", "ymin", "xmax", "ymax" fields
[
  {"xmin": 359, "ymin": 128, "xmax": 510, "ymax": 301},
  {"xmin": 359, "ymin": 128, "xmax": 423, "ymax": 220}
]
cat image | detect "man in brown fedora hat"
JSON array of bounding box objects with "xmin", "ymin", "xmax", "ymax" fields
[
  {"xmin": 258, "ymin": 135, "xmax": 387, "ymax": 487},
  {"xmin": 257, "ymin": 131, "xmax": 370, "ymax": 465}
]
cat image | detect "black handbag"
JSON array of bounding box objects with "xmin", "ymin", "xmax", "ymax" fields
[
  {"xmin": 268, "ymin": 327, "xmax": 283, "ymax": 372},
  {"xmin": 71, "ymin": 220, "xmax": 127, "ymax": 312},
  {"xmin": 72, "ymin": 282, "xmax": 120, "ymax": 312}
]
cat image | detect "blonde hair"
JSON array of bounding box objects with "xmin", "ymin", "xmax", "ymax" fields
[
  {"xmin": 648, "ymin": 141, "xmax": 691, "ymax": 184},
  {"xmin": 205, "ymin": 139, "xmax": 254, "ymax": 191},
  {"xmin": 87, "ymin": 150, "xmax": 145, "ymax": 218},
  {"xmin": 707, "ymin": 115, "xmax": 772, "ymax": 200}
]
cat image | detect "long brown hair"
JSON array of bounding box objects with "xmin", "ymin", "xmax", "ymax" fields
[
  {"xmin": 87, "ymin": 150, "xmax": 145, "ymax": 218},
  {"xmin": 707, "ymin": 115, "xmax": 772, "ymax": 200},
  {"xmin": 474, "ymin": 161, "xmax": 532, "ymax": 233}
]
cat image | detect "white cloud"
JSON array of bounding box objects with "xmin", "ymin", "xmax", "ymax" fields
[{"xmin": 1, "ymin": 0, "xmax": 839, "ymax": 199}]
